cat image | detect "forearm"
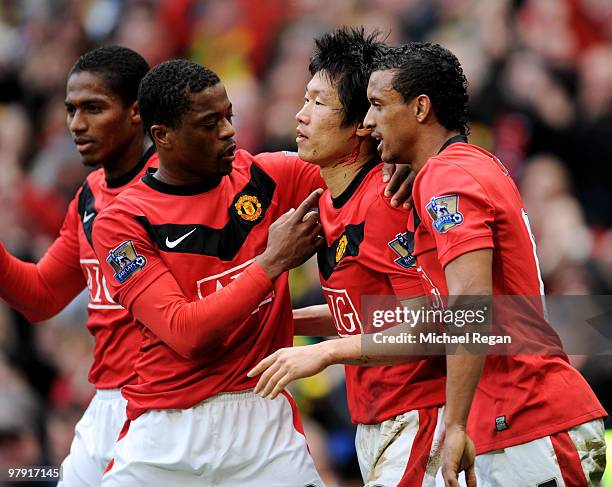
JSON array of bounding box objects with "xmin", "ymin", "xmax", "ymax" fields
[
  {"xmin": 323, "ymin": 334, "xmax": 424, "ymax": 366},
  {"xmin": 129, "ymin": 262, "xmax": 274, "ymax": 359},
  {"xmin": 293, "ymin": 305, "xmax": 336, "ymax": 336},
  {"xmin": 445, "ymin": 354, "xmax": 485, "ymax": 430},
  {"xmin": 0, "ymin": 244, "xmax": 84, "ymax": 322},
  {"xmin": 443, "ymin": 287, "xmax": 491, "ymax": 429}
]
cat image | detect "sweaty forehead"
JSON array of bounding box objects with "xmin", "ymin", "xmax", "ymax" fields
[
  {"xmin": 307, "ymin": 72, "xmax": 338, "ymax": 99},
  {"xmin": 65, "ymin": 71, "xmax": 118, "ymax": 103}
]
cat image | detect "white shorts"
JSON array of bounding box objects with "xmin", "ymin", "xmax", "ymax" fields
[
  {"xmin": 474, "ymin": 418, "xmax": 606, "ymax": 487},
  {"xmin": 57, "ymin": 388, "xmax": 127, "ymax": 487},
  {"xmin": 356, "ymin": 406, "xmax": 446, "ymax": 486},
  {"xmin": 101, "ymin": 390, "xmax": 323, "ymax": 487}
]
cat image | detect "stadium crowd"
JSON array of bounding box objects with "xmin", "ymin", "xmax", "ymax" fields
[{"xmin": 0, "ymin": 0, "xmax": 610, "ymax": 484}]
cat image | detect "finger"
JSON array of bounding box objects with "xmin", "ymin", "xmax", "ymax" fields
[
  {"xmin": 402, "ymin": 195, "xmax": 414, "ymax": 210},
  {"xmin": 442, "ymin": 465, "xmax": 461, "ymax": 487},
  {"xmin": 266, "ymin": 374, "xmax": 293, "ymax": 399},
  {"xmin": 465, "ymin": 465, "xmax": 477, "ymax": 487},
  {"xmin": 390, "ymin": 175, "xmax": 414, "ymax": 208},
  {"xmin": 301, "ymin": 210, "xmax": 320, "ymax": 225},
  {"xmin": 247, "ymin": 355, "xmax": 274, "ymax": 378},
  {"xmin": 381, "ymin": 162, "xmax": 395, "ymax": 183},
  {"xmin": 385, "ymin": 165, "xmax": 413, "ymax": 198},
  {"xmin": 253, "ymin": 360, "xmax": 282, "ymax": 394},
  {"xmin": 271, "ymin": 209, "xmax": 295, "ymax": 228},
  {"xmin": 292, "ymin": 189, "xmax": 323, "ymax": 222},
  {"xmin": 260, "ymin": 366, "xmax": 288, "ymax": 398},
  {"xmin": 305, "ymin": 226, "xmax": 324, "ymax": 247}
]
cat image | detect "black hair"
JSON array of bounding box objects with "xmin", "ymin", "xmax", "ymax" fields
[
  {"xmin": 309, "ymin": 26, "xmax": 387, "ymax": 127},
  {"xmin": 69, "ymin": 45, "xmax": 150, "ymax": 106},
  {"xmin": 376, "ymin": 42, "xmax": 469, "ymax": 135},
  {"xmin": 138, "ymin": 59, "xmax": 220, "ymax": 134}
]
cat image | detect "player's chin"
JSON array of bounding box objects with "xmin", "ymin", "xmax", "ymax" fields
[
  {"xmin": 297, "ymin": 146, "xmax": 317, "ymax": 165},
  {"xmin": 219, "ymin": 159, "xmax": 234, "ymax": 175},
  {"xmin": 79, "ymin": 153, "xmax": 103, "ymax": 167}
]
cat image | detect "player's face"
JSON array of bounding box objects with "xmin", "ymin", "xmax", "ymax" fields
[
  {"xmin": 65, "ymin": 71, "xmax": 141, "ymax": 167},
  {"xmin": 364, "ymin": 69, "xmax": 416, "ymax": 166},
  {"xmin": 295, "ymin": 72, "xmax": 360, "ymax": 167},
  {"xmin": 167, "ymin": 83, "xmax": 236, "ymax": 178}
]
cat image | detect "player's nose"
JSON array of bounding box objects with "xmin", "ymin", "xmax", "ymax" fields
[
  {"xmin": 363, "ymin": 107, "xmax": 375, "ymax": 130},
  {"xmin": 295, "ymin": 105, "xmax": 309, "ymax": 124},
  {"xmin": 68, "ymin": 109, "xmax": 87, "ymax": 132},
  {"xmin": 219, "ymin": 117, "xmax": 236, "ymax": 139}
]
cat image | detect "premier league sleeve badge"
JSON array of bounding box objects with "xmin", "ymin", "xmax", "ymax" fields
[
  {"xmin": 426, "ymin": 194, "xmax": 464, "ymax": 233},
  {"xmin": 106, "ymin": 240, "xmax": 147, "ymax": 284}
]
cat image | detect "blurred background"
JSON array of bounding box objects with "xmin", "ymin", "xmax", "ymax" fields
[{"xmin": 0, "ymin": 0, "xmax": 610, "ymax": 485}]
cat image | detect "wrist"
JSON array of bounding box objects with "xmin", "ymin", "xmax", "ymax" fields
[
  {"xmin": 444, "ymin": 419, "xmax": 467, "ymax": 432},
  {"xmin": 255, "ymin": 252, "xmax": 283, "ymax": 281},
  {"xmin": 316, "ymin": 340, "xmax": 338, "ymax": 367}
]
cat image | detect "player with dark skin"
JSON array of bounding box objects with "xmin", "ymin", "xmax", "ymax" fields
[
  {"xmin": 0, "ymin": 46, "xmax": 156, "ymax": 486},
  {"xmin": 364, "ymin": 43, "xmax": 606, "ymax": 487},
  {"xmin": 66, "ymin": 53, "xmax": 149, "ymax": 179},
  {"xmin": 364, "ymin": 44, "xmax": 487, "ymax": 487},
  {"xmin": 145, "ymin": 74, "xmax": 324, "ymax": 278}
]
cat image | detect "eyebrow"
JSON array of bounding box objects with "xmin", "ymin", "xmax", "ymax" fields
[
  {"xmin": 194, "ymin": 103, "xmax": 233, "ymax": 120},
  {"xmin": 64, "ymin": 95, "xmax": 109, "ymax": 105},
  {"xmin": 305, "ymin": 86, "xmax": 321, "ymax": 96}
]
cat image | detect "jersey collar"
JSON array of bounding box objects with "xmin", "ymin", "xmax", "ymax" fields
[
  {"xmin": 142, "ymin": 168, "xmax": 223, "ymax": 196},
  {"xmin": 332, "ymin": 157, "xmax": 381, "ymax": 209},
  {"xmin": 106, "ymin": 144, "xmax": 156, "ymax": 188},
  {"xmin": 437, "ymin": 134, "xmax": 468, "ymax": 154}
]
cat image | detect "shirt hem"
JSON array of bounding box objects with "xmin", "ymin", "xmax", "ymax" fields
[{"xmin": 474, "ymin": 409, "xmax": 607, "ymax": 454}]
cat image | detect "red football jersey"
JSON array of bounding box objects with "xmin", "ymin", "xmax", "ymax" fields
[
  {"xmin": 412, "ymin": 137, "xmax": 606, "ymax": 453},
  {"xmin": 49, "ymin": 146, "xmax": 159, "ymax": 389},
  {"xmin": 92, "ymin": 150, "xmax": 325, "ymax": 420},
  {"xmin": 318, "ymin": 160, "xmax": 446, "ymax": 425}
]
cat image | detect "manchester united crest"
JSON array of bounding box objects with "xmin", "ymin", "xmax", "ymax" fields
[
  {"xmin": 335, "ymin": 234, "xmax": 348, "ymax": 263},
  {"xmin": 235, "ymin": 194, "xmax": 263, "ymax": 222}
]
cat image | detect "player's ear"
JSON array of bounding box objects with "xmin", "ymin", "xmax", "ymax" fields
[
  {"xmin": 414, "ymin": 94, "xmax": 432, "ymax": 124},
  {"xmin": 149, "ymin": 125, "xmax": 171, "ymax": 149},
  {"xmin": 128, "ymin": 101, "xmax": 141, "ymax": 125},
  {"xmin": 355, "ymin": 121, "xmax": 371, "ymax": 138}
]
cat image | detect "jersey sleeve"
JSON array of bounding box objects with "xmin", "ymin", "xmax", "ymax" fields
[
  {"xmin": 254, "ymin": 151, "xmax": 326, "ymax": 210},
  {"xmin": 0, "ymin": 194, "xmax": 86, "ymax": 322},
  {"xmin": 361, "ymin": 195, "xmax": 424, "ymax": 297},
  {"xmin": 415, "ymin": 159, "xmax": 494, "ymax": 269},
  {"xmin": 92, "ymin": 206, "xmax": 170, "ymax": 311},
  {"xmin": 92, "ymin": 203, "xmax": 275, "ymax": 359}
]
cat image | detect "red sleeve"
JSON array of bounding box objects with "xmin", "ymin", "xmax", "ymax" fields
[
  {"xmin": 92, "ymin": 208, "xmax": 275, "ymax": 359},
  {"xmin": 361, "ymin": 195, "xmax": 424, "ymax": 297},
  {"xmin": 0, "ymin": 196, "xmax": 86, "ymax": 322},
  {"xmin": 414, "ymin": 159, "xmax": 494, "ymax": 269},
  {"xmin": 254, "ymin": 151, "xmax": 326, "ymax": 210}
]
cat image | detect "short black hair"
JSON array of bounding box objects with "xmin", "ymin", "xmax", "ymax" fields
[
  {"xmin": 377, "ymin": 42, "xmax": 469, "ymax": 135},
  {"xmin": 138, "ymin": 59, "xmax": 220, "ymax": 134},
  {"xmin": 309, "ymin": 26, "xmax": 387, "ymax": 127},
  {"xmin": 69, "ymin": 45, "xmax": 150, "ymax": 106}
]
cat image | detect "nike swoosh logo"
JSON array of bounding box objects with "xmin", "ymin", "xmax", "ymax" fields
[
  {"xmin": 165, "ymin": 228, "xmax": 197, "ymax": 249},
  {"xmin": 83, "ymin": 211, "xmax": 95, "ymax": 223}
]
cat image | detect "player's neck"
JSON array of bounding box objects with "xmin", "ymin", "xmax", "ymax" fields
[
  {"xmin": 412, "ymin": 127, "xmax": 460, "ymax": 174},
  {"xmin": 320, "ymin": 150, "xmax": 375, "ymax": 199},
  {"xmin": 103, "ymin": 134, "xmax": 148, "ymax": 180}
]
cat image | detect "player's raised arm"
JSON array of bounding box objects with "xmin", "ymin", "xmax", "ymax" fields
[{"xmin": 92, "ymin": 191, "xmax": 324, "ymax": 360}]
